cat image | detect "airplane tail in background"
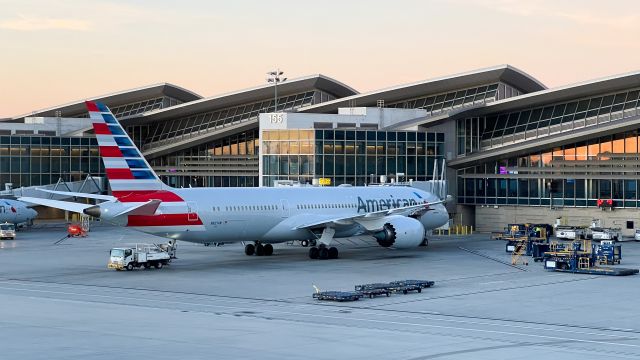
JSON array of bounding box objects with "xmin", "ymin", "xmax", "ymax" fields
[{"xmin": 86, "ymin": 101, "xmax": 180, "ymax": 202}]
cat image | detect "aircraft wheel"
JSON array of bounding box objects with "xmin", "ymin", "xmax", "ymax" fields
[
  {"xmin": 420, "ymin": 238, "xmax": 429, "ymax": 247},
  {"xmin": 301, "ymin": 240, "xmax": 309, "ymax": 247},
  {"xmin": 308, "ymin": 247, "xmax": 319, "ymax": 259},
  {"xmin": 328, "ymin": 247, "xmax": 339, "ymax": 259},
  {"xmin": 126, "ymin": 263, "xmax": 134, "ymax": 271},
  {"xmin": 264, "ymin": 244, "xmax": 273, "ymax": 256},
  {"xmin": 244, "ymin": 244, "xmax": 255, "ymax": 256},
  {"xmin": 318, "ymin": 247, "xmax": 329, "ymax": 260},
  {"xmin": 255, "ymin": 244, "xmax": 265, "ymax": 256}
]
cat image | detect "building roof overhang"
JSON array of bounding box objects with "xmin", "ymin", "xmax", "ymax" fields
[
  {"xmin": 298, "ymin": 65, "xmax": 546, "ymax": 114},
  {"xmin": 125, "ymin": 75, "xmax": 358, "ymax": 125},
  {"xmin": 449, "ymin": 113, "xmax": 640, "ymax": 168},
  {"xmin": 10, "ymin": 83, "xmax": 202, "ymax": 121},
  {"xmin": 453, "ymin": 70, "xmax": 640, "ymax": 118}
]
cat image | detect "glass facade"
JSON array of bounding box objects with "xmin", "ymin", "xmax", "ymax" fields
[
  {"xmin": 458, "ymin": 130, "xmax": 640, "ymax": 208},
  {"xmin": 261, "ymin": 129, "xmax": 445, "ymax": 187},
  {"xmin": 149, "ymin": 130, "xmax": 259, "ymax": 188},
  {"xmin": 0, "ymin": 136, "xmax": 103, "ymax": 188},
  {"xmin": 72, "ymin": 96, "xmax": 185, "ymax": 119},
  {"xmin": 387, "ymin": 82, "xmax": 522, "ymax": 115},
  {"xmin": 458, "ymin": 87, "xmax": 640, "ymax": 155},
  {"xmin": 140, "ymin": 90, "xmax": 334, "ymax": 151},
  {"xmin": 140, "ymin": 89, "xmax": 340, "ymax": 187}
]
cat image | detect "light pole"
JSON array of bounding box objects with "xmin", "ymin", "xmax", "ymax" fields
[{"xmin": 267, "ymin": 69, "xmax": 286, "ymax": 112}]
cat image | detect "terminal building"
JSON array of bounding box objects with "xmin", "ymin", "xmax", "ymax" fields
[{"xmin": 4, "ymin": 65, "xmax": 640, "ymax": 234}]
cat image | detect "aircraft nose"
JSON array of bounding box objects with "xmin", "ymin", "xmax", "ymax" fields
[{"xmin": 438, "ymin": 204, "xmax": 449, "ymax": 223}]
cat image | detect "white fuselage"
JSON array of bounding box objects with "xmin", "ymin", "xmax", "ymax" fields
[
  {"xmin": 127, "ymin": 186, "xmax": 448, "ymax": 244},
  {"xmin": 0, "ymin": 200, "xmax": 38, "ymax": 225}
]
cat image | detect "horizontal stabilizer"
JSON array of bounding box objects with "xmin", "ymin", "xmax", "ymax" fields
[
  {"xmin": 36, "ymin": 188, "xmax": 116, "ymax": 201},
  {"xmin": 18, "ymin": 197, "xmax": 93, "ymax": 214},
  {"xmin": 113, "ymin": 200, "xmax": 161, "ymax": 217}
]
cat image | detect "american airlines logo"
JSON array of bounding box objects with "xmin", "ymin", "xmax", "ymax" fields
[{"xmin": 357, "ymin": 196, "xmax": 419, "ymax": 213}]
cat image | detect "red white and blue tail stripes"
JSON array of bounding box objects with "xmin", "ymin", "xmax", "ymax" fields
[
  {"xmin": 87, "ymin": 101, "xmax": 161, "ymax": 192},
  {"xmin": 86, "ymin": 101, "xmax": 204, "ymax": 230}
]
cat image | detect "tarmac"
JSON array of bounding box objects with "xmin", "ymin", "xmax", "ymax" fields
[{"xmin": 1, "ymin": 224, "xmax": 640, "ymax": 359}]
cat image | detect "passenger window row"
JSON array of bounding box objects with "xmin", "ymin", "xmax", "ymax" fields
[
  {"xmin": 296, "ymin": 203, "xmax": 355, "ymax": 210},
  {"xmin": 212, "ymin": 203, "xmax": 357, "ymax": 212},
  {"xmin": 215, "ymin": 205, "xmax": 279, "ymax": 212}
]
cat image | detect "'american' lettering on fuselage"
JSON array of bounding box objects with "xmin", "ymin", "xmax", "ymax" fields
[{"xmin": 357, "ymin": 196, "xmax": 419, "ymax": 213}]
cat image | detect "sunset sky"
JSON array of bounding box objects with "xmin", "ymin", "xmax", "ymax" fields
[{"xmin": 1, "ymin": 0, "xmax": 639, "ymax": 117}]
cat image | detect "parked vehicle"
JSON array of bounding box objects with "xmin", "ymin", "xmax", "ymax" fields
[
  {"xmin": 108, "ymin": 243, "xmax": 172, "ymax": 271},
  {"xmin": 555, "ymin": 225, "xmax": 584, "ymax": 240},
  {"xmin": 0, "ymin": 222, "xmax": 16, "ymax": 240},
  {"xmin": 590, "ymin": 227, "xmax": 621, "ymax": 241}
]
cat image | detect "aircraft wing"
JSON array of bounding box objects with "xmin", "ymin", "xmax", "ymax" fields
[
  {"xmin": 293, "ymin": 199, "xmax": 445, "ymax": 230},
  {"xmin": 36, "ymin": 189, "xmax": 116, "ymax": 201},
  {"xmin": 18, "ymin": 197, "xmax": 93, "ymax": 213}
]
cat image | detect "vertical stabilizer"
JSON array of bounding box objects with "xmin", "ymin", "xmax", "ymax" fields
[{"xmin": 86, "ymin": 101, "xmax": 170, "ymax": 200}]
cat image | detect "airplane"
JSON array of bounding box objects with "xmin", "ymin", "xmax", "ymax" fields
[
  {"xmin": 0, "ymin": 199, "xmax": 38, "ymax": 227},
  {"xmin": 20, "ymin": 101, "xmax": 450, "ymax": 260}
]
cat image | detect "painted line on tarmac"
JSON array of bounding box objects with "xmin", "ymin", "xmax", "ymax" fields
[
  {"xmin": 3, "ymin": 277, "xmax": 637, "ymax": 338},
  {"xmin": 2, "ymin": 283, "xmax": 638, "ymax": 349},
  {"xmin": 0, "ymin": 284, "xmax": 637, "ymax": 344},
  {"xmin": 458, "ymin": 246, "xmax": 528, "ymax": 271}
]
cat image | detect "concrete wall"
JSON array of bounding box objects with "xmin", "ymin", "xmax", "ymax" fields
[
  {"xmin": 454, "ymin": 205, "xmax": 475, "ymax": 227},
  {"xmin": 475, "ymin": 205, "xmax": 639, "ymax": 236}
]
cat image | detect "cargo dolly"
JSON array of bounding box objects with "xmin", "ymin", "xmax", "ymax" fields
[
  {"xmin": 390, "ymin": 280, "xmax": 435, "ymax": 289},
  {"xmin": 388, "ymin": 280, "xmax": 435, "ymax": 294},
  {"xmin": 353, "ymin": 284, "xmax": 391, "ymax": 298},
  {"xmin": 313, "ymin": 280, "xmax": 436, "ymax": 301},
  {"xmin": 548, "ymin": 266, "xmax": 639, "ymax": 276},
  {"xmin": 354, "ymin": 283, "xmax": 393, "ymax": 298},
  {"xmin": 312, "ymin": 291, "xmax": 363, "ymax": 302},
  {"xmin": 355, "ymin": 280, "xmax": 435, "ymax": 295}
]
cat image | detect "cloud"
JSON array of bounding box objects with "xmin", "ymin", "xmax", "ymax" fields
[{"xmin": 0, "ymin": 15, "xmax": 90, "ymax": 31}]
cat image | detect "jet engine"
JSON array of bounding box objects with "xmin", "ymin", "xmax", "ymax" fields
[{"xmin": 372, "ymin": 215, "xmax": 425, "ymax": 249}]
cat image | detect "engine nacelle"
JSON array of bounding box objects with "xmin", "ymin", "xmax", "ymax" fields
[{"xmin": 372, "ymin": 216, "xmax": 425, "ymax": 249}]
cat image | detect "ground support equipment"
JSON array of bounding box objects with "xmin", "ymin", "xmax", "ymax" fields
[
  {"xmin": 355, "ymin": 280, "xmax": 436, "ymax": 295},
  {"xmin": 388, "ymin": 280, "xmax": 435, "ymax": 293},
  {"xmin": 595, "ymin": 241, "xmax": 622, "ymax": 265},
  {"xmin": 357, "ymin": 288, "xmax": 391, "ymax": 298},
  {"xmin": 545, "ymin": 263, "xmax": 638, "ymax": 276},
  {"xmin": 389, "ymin": 280, "xmax": 435, "ymax": 288},
  {"xmin": 542, "ymin": 239, "xmax": 638, "ymax": 276},
  {"xmin": 312, "ymin": 291, "xmax": 362, "ymax": 302}
]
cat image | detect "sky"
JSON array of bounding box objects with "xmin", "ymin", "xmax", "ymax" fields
[{"xmin": 1, "ymin": 0, "xmax": 640, "ymax": 117}]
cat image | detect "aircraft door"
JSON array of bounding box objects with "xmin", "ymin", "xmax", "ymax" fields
[
  {"xmin": 280, "ymin": 199, "xmax": 290, "ymax": 218},
  {"xmin": 187, "ymin": 202, "xmax": 199, "ymax": 222}
]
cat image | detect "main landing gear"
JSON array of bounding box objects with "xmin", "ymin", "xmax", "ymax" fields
[
  {"xmin": 244, "ymin": 242, "xmax": 273, "ymax": 256},
  {"xmin": 308, "ymin": 244, "xmax": 339, "ymax": 260}
]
